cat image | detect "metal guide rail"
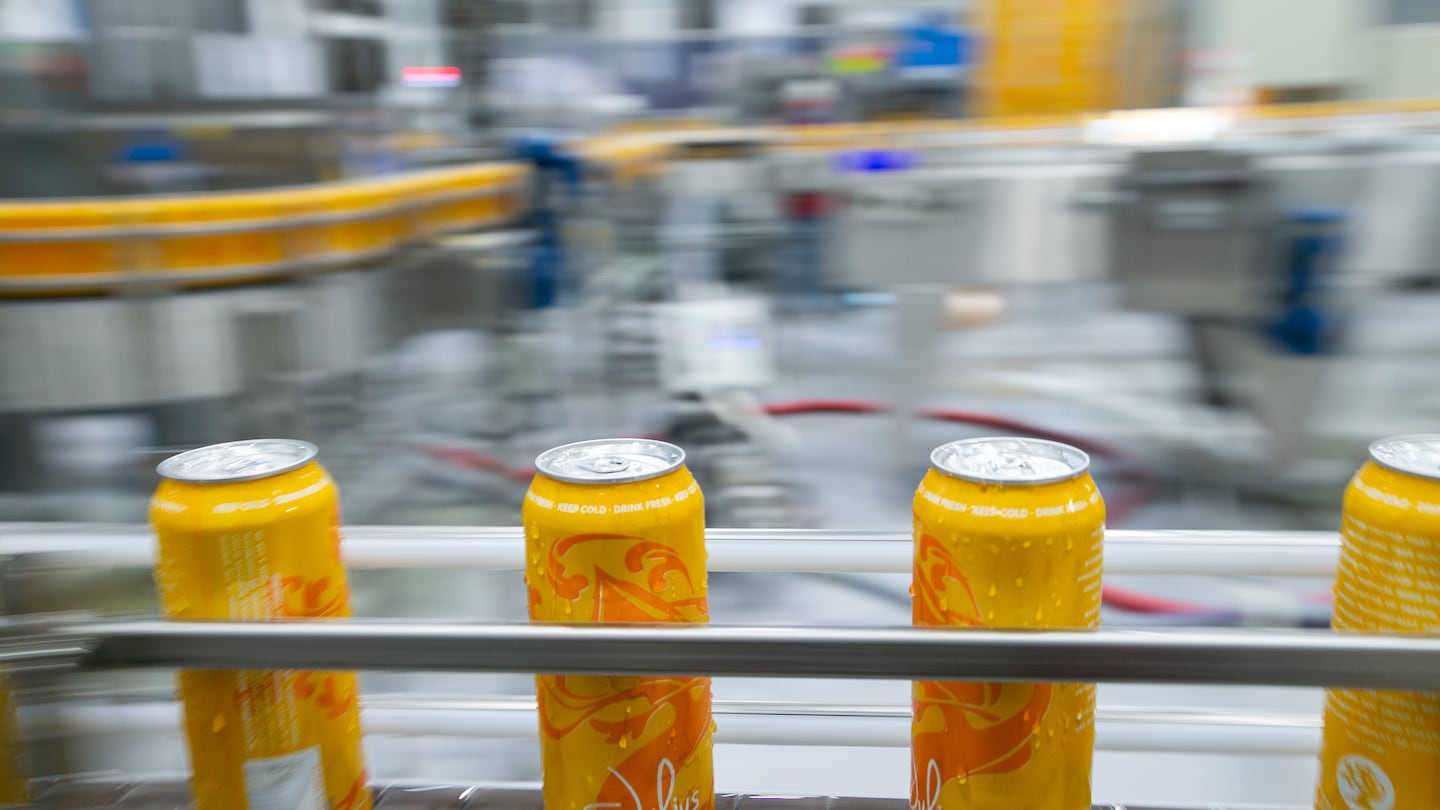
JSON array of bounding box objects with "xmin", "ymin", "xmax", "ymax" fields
[
  {"xmin": 26, "ymin": 781, "xmax": 1291, "ymax": 810},
  {"xmin": 0, "ymin": 524, "xmax": 1341, "ymax": 577},
  {"xmin": 0, "ymin": 620, "xmax": 1420, "ymax": 689},
  {"xmin": 0, "ymin": 524, "xmax": 1379, "ymax": 688},
  {"xmin": 23, "ymin": 694, "xmax": 1321, "ymax": 754},
  {"xmin": 0, "ymin": 524, "xmax": 1373, "ymax": 810}
]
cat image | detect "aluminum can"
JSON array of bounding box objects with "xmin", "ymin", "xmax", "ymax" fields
[
  {"xmin": 1316, "ymin": 435, "xmax": 1440, "ymax": 810},
  {"xmin": 0, "ymin": 675, "xmax": 27, "ymax": 803},
  {"xmin": 912, "ymin": 437, "xmax": 1104, "ymax": 810},
  {"xmin": 150, "ymin": 439, "xmax": 370, "ymax": 810},
  {"xmin": 524, "ymin": 438, "xmax": 712, "ymax": 810}
]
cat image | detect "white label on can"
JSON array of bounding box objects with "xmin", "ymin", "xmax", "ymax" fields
[
  {"xmin": 1337, "ymin": 754, "xmax": 1394, "ymax": 810},
  {"xmin": 243, "ymin": 746, "xmax": 326, "ymax": 810}
]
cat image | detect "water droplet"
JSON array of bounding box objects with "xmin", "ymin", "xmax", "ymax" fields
[
  {"xmin": 1045, "ymin": 538, "xmax": 1053, "ymax": 546},
  {"xmin": 938, "ymin": 596, "xmax": 949, "ymax": 612},
  {"xmin": 1014, "ymin": 577, "xmax": 1024, "ymax": 588},
  {"xmin": 1066, "ymin": 539, "xmax": 1073, "ymax": 551},
  {"xmin": 618, "ymin": 737, "xmax": 628, "ymax": 750},
  {"xmin": 987, "ymin": 584, "xmax": 996, "ymax": 598},
  {"xmin": 1022, "ymin": 540, "xmax": 1032, "ymax": 548},
  {"xmin": 986, "ymin": 610, "xmax": 995, "ymax": 620},
  {"xmin": 1034, "ymin": 605, "xmax": 1043, "ymax": 621},
  {"xmin": 1047, "ymin": 728, "xmax": 1056, "ymax": 738}
]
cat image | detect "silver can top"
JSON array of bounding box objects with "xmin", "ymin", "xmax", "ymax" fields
[
  {"xmin": 157, "ymin": 439, "xmax": 318, "ymax": 484},
  {"xmin": 930, "ymin": 437, "xmax": 1090, "ymax": 485},
  {"xmin": 535, "ymin": 438, "xmax": 685, "ymax": 485},
  {"xmin": 1369, "ymin": 434, "xmax": 1440, "ymax": 481}
]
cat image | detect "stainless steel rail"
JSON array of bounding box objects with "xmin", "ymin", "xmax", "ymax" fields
[
  {"xmin": 69, "ymin": 620, "xmax": 1440, "ymax": 689},
  {"xmin": 0, "ymin": 524, "xmax": 1342, "ymax": 577},
  {"xmin": 24, "ymin": 694, "xmax": 1322, "ymax": 754}
]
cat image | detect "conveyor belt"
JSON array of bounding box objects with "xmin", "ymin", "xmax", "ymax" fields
[{"xmin": 29, "ymin": 781, "xmax": 1297, "ymax": 809}]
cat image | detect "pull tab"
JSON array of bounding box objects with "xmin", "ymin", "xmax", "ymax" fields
[
  {"xmin": 996, "ymin": 452, "xmax": 1034, "ymax": 475},
  {"xmin": 578, "ymin": 455, "xmax": 632, "ymax": 475}
]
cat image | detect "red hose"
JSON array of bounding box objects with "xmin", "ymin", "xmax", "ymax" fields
[
  {"xmin": 425, "ymin": 433, "xmax": 1211, "ymax": 619},
  {"xmin": 919, "ymin": 407, "xmax": 1129, "ymax": 462},
  {"xmin": 759, "ymin": 398, "xmax": 1154, "ymax": 520},
  {"xmin": 424, "ymin": 446, "xmax": 536, "ymax": 482},
  {"xmin": 424, "ymin": 400, "xmax": 1155, "ymax": 512},
  {"xmin": 1100, "ymin": 585, "xmax": 1226, "ymax": 615},
  {"xmin": 758, "ymin": 399, "xmax": 1131, "ymax": 461},
  {"xmin": 762, "ymin": 399, "xmax": 887, "ymax": 416}
]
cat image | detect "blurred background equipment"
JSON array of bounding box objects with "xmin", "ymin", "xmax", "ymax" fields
[{"xmin": 10, "ymin": 0, "xmax": 1440, "ymax": 806}]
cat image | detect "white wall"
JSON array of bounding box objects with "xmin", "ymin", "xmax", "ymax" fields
[
  {"xmin": 1362, "ymin": 22, "xmax": 1440, "ymax": 98},
  {"xmin": 244, "ymin": 0, "xmax": 312, "ymax": 37},
  {"xmin": 719, "ymin": 0, "xmax": 790, "ymax": 37},
  {"xmin": 192, "ymin": 34, "xmax": 325, "ymax": 98},
  {"xmin": 596, "ymin": 0, "xmax": 678, "ymax": 40},
  {"xmin": 1195, "ymin": 0, "xmax": 1372, "ymax": 88},
  {"xmin": 0, "ymin": 0, "xmax": 83, "ymax": 41}
]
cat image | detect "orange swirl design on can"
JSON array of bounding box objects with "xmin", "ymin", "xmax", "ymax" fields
[
  {"xmin": 540, "ymin": 675, "xmax": 712, "ymax": 810},
  {"xmin": 545, "ymin": 533, "xmax": 707, "ymax": 622},
  {"xmin": 524, "ymin": 462, "xmax": 711, "ymax": 810},
  {"xmin": 911, "ymin": 462, "xmax": 1103, "ymax": 810},
  {"xmin": 278, "ymin": 575, "xmax": 349, "ymax": 619},
  {"xmin": 912, "ymin": 533, "xmax": 1052, "ymax": 781}
]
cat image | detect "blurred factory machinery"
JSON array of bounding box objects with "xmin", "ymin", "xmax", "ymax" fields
[{"xmin": 11, "ymin": 0, "xmax": 1440, "ymax": 807}]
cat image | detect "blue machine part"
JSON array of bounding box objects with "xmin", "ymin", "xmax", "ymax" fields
[
  {"xmin": 893, "ymin": 15, "xmax": 971, "ymax": 72},
  {"xmin": 834, "ymin": 149, "xmax": 917, "ymax": 173},
  {"xmin": 514, "ymin": 134, "xmax": 586, "ymax": 309},
  {"xmin": 1267, "ymin": 207, "xmax": 1345, "ymax": 355},
  {"xmin": 116, "ymin": 131, "xmax": 186, "ymax": 163}
]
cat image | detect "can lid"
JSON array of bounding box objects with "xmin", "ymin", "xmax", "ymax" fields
[
  {"xmin": 1369, "ymin": 434, "xmax": 1440, "ymax": 481},
  {"xmin": 930, "ymin": 437, "xmax": 1089, "ymax": 485},
  {"xmin": 535, "ymin": 438, "xmax": 685, "ymax": 485},
  {"xmin": 156, "ymin": 439, "xmax": 318, "ymax": 483}
]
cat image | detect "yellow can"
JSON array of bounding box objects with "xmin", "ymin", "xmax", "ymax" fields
[
  {"xmin": 912, "ymin": 437, "xmax": 1104, "ymax": 810},
  {"xmin": 150, "ymin": 439, "xmax": 370, "ymax": 810},
  {"xmin": 0, "ymin": 674, "xmax": 28, "ymax": 803},
  {"xmin": 1316, "ymin": 435, "xmax": 1440, "ymax": 810},
  {"xmin": 524, "ymin": 439, "xmax": 712, "ymax": 810}
]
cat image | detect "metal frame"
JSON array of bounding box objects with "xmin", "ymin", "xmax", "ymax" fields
[
  {"xmin": 23, "ymin": 694, "xmax": 1322, "ymax": 754},
  {"xmin": 0, "ymin": 523, "xmax": 1363, "ymax": 810},
  {"xmin": 0, "ymin": 524, "xmax": 1342, "ymax": 577},
  {"xmin": 7, "ymin": 620, "xmax": 1423, "ymax": 689}
]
